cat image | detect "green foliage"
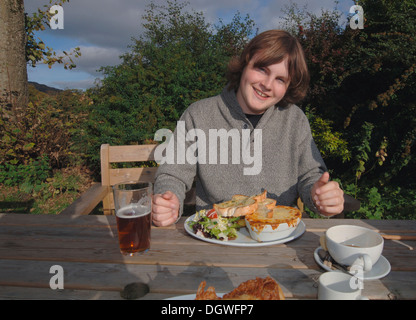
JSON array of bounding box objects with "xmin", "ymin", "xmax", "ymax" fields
[
  {"xmin": 343, "ymin": 184, "xmax": 416, "ymax": 220},
  {"xmin": 0, "ymin": 86, "xmax": 90, "ymax": 168},
  {"xmin": 0, "ymin": 165, "xmax": 89, "ymax": 214},
  {"xmin": 25, "ymin": 0, "xmax": 81, "ymax": 69},
  {"xmin": 282, "ymin": 3, "xmax": 347, "ymax": 101},
  {"xmin": 84, "ymin": 0, "xmax": 257, "ymax": 167},
  {"xmin": 305, "ymin": 106, "xmax": 350, "ymax": 162},
  {"xmin": 283, "ymin": 0, "xmax": 415, "ymax": 219},
  {"xmin": 351, "ymin": 121, "xmax": 374, "ymax": 180},
  {"xmin": 3, "ymin": 0, "xmax": 414, "ymax": 218},
  {"xmin": 0, "ymin": 155, "xmax": 83, "ymax": 207},
  {"xmin": 0, "ymin": 156, "xmax": 51, "ymax": 189}
]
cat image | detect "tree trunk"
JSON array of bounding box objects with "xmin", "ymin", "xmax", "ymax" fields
[{"xmin": 0, "ymin": 0, "xmax": 28, "ymax": 110}]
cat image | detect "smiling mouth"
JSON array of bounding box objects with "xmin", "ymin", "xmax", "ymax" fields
[{"xmin": 254, "ymin": 87, "xmax": 268, "ymax": 98}]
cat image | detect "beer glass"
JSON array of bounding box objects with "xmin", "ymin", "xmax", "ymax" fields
[{"xmin": 113, "ymin": 181, "xmax": 152, "ymax": 256}]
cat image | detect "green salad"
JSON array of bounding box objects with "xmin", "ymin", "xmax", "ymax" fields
[{"xmin": 188, "ymin": 208, "xmax": 244, "ymax": 241}]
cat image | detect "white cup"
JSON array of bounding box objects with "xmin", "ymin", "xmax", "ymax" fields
[
  {"xmin": 318, "ymin": 272, "xmax": 369, "ymax": 300},
  {"xmin": 325, "ymin": 225, "xmax": 384, "ymax": 272}
]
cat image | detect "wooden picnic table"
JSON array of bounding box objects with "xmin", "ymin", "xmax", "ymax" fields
[{"xmin": 0, "ymin": 213, "xmax": 415, "ymax": 300}]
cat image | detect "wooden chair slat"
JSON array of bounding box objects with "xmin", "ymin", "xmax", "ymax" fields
[
  {"xmin": 107, "ymin": 144, "xmax": 158, "ymax": 162},
  {"xmin": 109, "ymin": 167, "xmax": 158, "ymax": 185}
]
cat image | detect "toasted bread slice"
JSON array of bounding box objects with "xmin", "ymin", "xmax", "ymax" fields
[
  {"xmin": 214, "ymin": 197, "xmax": 258, "ymax": 217},
  {"xmin": 252, "ymin": 190, "xmax": 267, "ymax": 202},
  {"xmin": 232, "ymin": 190, "xmax": 269, "ymax": 204},
  {"xmin": 231, "ymin": 194, "xmax": 250, "ymax": 202},
  {"xmin": 238, "ymin": 197, "xmax": 275, "ymax": 218},
  {"xmin": 258, "ymin": 198, "xmax": 276, "ymax": 210}
]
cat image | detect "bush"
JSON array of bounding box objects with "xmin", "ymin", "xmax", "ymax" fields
[
  {"xmin": 83, "ymin": 1, "xmax": 257, "ymax": 170},
  {"xmin": 284, "ymin": 1, "xmax": 415, "ymax": 220},
  {"xmin": 0, "ymin": 164, "xmax": 92, "ymax": 214},
  {"xmin": 343, "ymin": 184, "xmax": 416, "ymax": 220},
  {"xmin": 305, "ymin": 106, "xmax": 351, "ymax": 163},
  {"xmin": 0, "ymin": 156, "xmax": 51, "ymax": 190},
  {"xmin": 0, "ymin": 86, "xmax": 90, "ymax": 169}
]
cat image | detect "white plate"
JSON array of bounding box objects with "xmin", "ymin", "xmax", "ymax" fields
[
  {"xmin": 165, "ymin": 293, "xmax": 225, "ymax": 300},
  {"xmin": 314, "ymin": 247, "xmax": 391, "ymax": 280},
  {"xmin": 184, "ymin": 214, "xmax": 305, "ymax": 247}
]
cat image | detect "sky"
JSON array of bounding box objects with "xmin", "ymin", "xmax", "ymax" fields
[{"xmin": 24, "ymin": 0, "xmax": 354, "ymax": 90}]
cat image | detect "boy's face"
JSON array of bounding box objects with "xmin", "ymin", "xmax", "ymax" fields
[{"xmin": 236, "ymin": 54, "xmax": 289, "ymax": 115}]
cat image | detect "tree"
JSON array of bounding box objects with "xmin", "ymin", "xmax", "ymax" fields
[
  {"xmin": 0, "ymin": 0, "xmax": 80, "ymax": 110},
  {"xmin": 344, "ymin": 0, "xmax": 416, "ymax": 189},
  {"xmin": 283, "ymin": 0, "xmax": 416, "ymax": 218},
  {"xmin": 25, "ymin": 1, "xmax": 81, "ymax": 69},
  {"xmin": 0, "ymin": 0, "xmax": 82, "ymax": 168},
  {"xmin": 0, "ymin": 0, "xmax": 27, "ymax": 110},
  {"xmin": 84, "ymin": 0, "xmax": 257, "ymax": 166}
]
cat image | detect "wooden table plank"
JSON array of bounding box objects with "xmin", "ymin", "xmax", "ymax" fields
[
  {"xmin": 0, "ymin": 286, "xmax": 123, "ymax": 300},
  {"xmin": 0, "ymin": 216, "xmax": 415, "ymax": 271},
  {"xmin": 2, "ymin": 227, "xmax": 414, "ymax": 272},
  {"xmin": 1, "ymin": 258, "xmax": 413, "ymax": 300},
  {"xmin": 1, "ymin": 214, "xmax": 415, "ymax": 300}
]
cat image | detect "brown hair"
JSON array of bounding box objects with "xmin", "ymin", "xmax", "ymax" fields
[{"xmin": 226, "ymin": 30, "xmax": 309, "ymax": 107}]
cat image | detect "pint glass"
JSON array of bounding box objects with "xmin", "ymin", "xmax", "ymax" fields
[{"xmin": 113, "ymin": 182, "xmax": 152, "ymax": 256}]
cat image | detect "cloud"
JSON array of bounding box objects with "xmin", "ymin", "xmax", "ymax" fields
[
  {"xmin": 64, "ymin": 45, "xmax": 123, "ymax": 76},
  {"xmin": 25, "ymin": 0, "xmax": 349, "ymax": 49},
  {"xmin": 25, "ymin": 0, "xmax": 352, "ymax": 90},
  {"xmin": 23, "ymin": 1, "xmax": 270, "ymax": 49},
  {"xmin": 25, "ymin": 0, "xmax": 145, "ymax": 49},
  {"xmin": 51, "ymin": 77, "xmax": 101, "ymax": 90}
]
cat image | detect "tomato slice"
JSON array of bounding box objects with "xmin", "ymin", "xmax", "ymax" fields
[{"xmin": 206, "ymin": 209, "xmax": 218, "ymax": 219}]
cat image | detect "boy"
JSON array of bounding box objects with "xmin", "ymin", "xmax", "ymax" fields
[{"xmin": 152, "ymin": 30, "xmax": 344, "ymax": 226}]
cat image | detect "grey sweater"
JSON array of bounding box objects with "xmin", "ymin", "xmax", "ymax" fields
[{"xmin": 154, "ymin": 87, "xmax": 326, "ymax": 217}]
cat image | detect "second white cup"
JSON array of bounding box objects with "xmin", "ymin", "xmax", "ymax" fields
[{"xmin": 318, "ymin": 272, "xmax": 369, "ymax": 300}]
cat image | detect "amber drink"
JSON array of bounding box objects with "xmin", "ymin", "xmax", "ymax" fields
[{"xmin": 113, "ymin": 182, "xmax": 152, "ymax": 256}]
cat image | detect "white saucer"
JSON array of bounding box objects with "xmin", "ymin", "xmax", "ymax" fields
[{"xmin": 314, "ymin": 247, "xmax": 391, "ymax": 280}]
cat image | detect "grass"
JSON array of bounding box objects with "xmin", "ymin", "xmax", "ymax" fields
[
  {"xmin": 0, "ymin": 187, "xmax": 34, "ymax": 214},
  {"xmin": 0, "ymin": 166, "xmax": 96, "ymax": 215}
]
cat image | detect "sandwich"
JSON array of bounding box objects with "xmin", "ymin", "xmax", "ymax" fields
[
  {"xmin": 189, "ymin": 190, "xmax": 299, "ymax": 242},
  {"xmin": 189, "ymin": 191, "xmax": 264, "ymax": 241}
]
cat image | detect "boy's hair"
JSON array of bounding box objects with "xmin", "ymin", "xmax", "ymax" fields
[{"xmin": 226, "ymin": 30, "xmax": 309, "ymax": 107}]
